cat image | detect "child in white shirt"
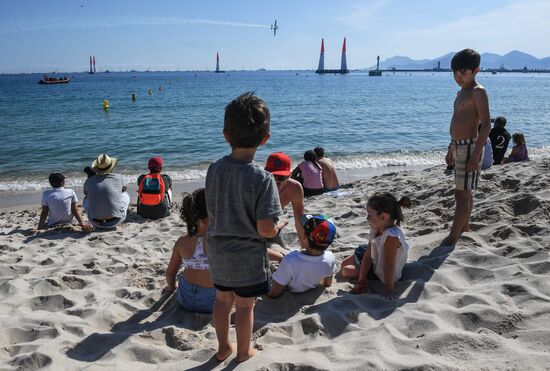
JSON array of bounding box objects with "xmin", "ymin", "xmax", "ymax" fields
[
  {"xmin": 340, "ymin": 192, "xmax": 411, "ymax": 298},
  {"xmin": 36, "ymin": 173, "xmax": 92, "ymax": 232},
  {"xmin": 267, "ymin": 214, "xmax": 337, "ymax": 297}
]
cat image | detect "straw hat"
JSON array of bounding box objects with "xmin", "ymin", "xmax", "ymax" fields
[{"xmin": 91, "ymin": 153, "xmax": 118, "ymax": 175}]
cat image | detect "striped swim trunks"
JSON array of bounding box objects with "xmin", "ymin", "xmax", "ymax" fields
[{"xmin": 451, "ymin": 138, "xmax": 483, "ymax": 191}]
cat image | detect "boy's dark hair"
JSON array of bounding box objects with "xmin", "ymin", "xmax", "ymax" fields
[
  {"xmin": 48, "ymin": 172, "xmax": 65, "ymax": 188},
  {"xmin": 313, "ymin": 147, "xmax": 325, "ymax": 159},
  {"xmin": 494, "ymin": 116, "xmax": 507, "ymax": 128},
  {"xmin": 83, "ymin": 166, "xmax": 96, "ymax": 178},
  {"xmin": 304, "ymin": 150, "xmax": 317, "ymax": 162},
  {"xmin": 367, "ymin": 192, "xmax": 412, "ymax": 226},
  {"xmin": 512, "ymin": 133, "xmax": 526, "ymax": 145},
  {"xmin": 451, "ymin": 49, "xmax": 480, "ymax": 71},
  {"xmin": 224, "ymin": 92, "xmax": 270, "ymax": 149},
  {"xmin": 180, "ymin": 188, "xmax": 207, "ymax": 236}
]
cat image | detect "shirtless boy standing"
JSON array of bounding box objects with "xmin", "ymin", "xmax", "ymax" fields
[{"xmin": 442, "ymin": 49, "xmax": 491, "ymax": 246}]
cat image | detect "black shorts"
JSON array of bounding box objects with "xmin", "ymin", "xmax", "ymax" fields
[{"xmin": 214, "ymin": 280, "xmax": 271, "ymax": 298}]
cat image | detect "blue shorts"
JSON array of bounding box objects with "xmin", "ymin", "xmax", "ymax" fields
[
  {"xmin": 354, "ymin": 244, "xmax": 379, "ymax": 281},
  {"xmin": 214, "ymin": 280, "xmax": 271, "ymax": 298},
  {"xmin": 176, "ymin": 276, "xmax": 216, "ymax": 314}
]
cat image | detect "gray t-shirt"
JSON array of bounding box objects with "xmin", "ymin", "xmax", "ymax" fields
[
  {"xmin": 84, "ymin": 174, "xmax": 126, "ymax": 219},
  {"xmin": 206, "ymin": 155, "xmax": 282, "ymax": 287}
]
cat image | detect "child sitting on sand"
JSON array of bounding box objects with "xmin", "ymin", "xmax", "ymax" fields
[
  {"xmin": 340, "ymin": 192, "xmax": 411, "ymax": 298},
  {"xmin": 165, "ymin": 188, "xmax": 215, "ymax": 314},
  {"xmin": 267, "ymin": 214, "xmax": 337, "ymax": 298},
  {"xmin": 291, "ymin": 150, "xmax": 324, "ymax": 197},
  {"xmin": 503, "ymin": 133, "xmax": 529, "ymax": 163},
  {"xmin": 36, "ymin": 173, "xmax": 92, "ymax": 232}
]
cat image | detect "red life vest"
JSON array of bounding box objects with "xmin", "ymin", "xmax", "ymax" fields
[{"xmin": 138, "ymin": 173, "xmax": 166, "ymax": 206}]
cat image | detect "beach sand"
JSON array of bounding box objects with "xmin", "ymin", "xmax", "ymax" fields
[{"xmin": 1, "ymin": 159, "xmax": 549, "ymax": 370}]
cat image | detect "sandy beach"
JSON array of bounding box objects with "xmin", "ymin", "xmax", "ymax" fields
[{"xmin": 1, "ymin": 159, "xmax": 550, "ymax": 370}]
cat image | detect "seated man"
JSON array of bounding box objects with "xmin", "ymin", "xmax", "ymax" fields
[
  {"xmin": 137, "ymin": 156, "xmax": 173, "ymax": 219},
  {"xmin": 36, "ymin": 173, "xmax": 92, "ymax": 232},
  {"xmin": 314, "ymin": 147, "xmax": 340, "ymax": 191},
  {"xmin": 265, "ymin": 152, "xmax": 307, "ymax": 255},
  {"xmin": 267, "ymin": 214, "xmax": 337, "ymax": 298},
  {"xmin": 489, "ymin": 116, "xmax": 511, "ymax": 165},
  {"xmin": 83, "ymin": 153, "xmax": 130, "ymax": 229}
]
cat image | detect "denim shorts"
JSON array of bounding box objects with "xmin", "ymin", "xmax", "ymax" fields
[
  {"xmin": 176, "ymin": 276, "xmax": 216, "ymax": 314},
  {"xmin": 354, "ymin": 244, "xmax": 379, "ymax": 281},
  {"xmin": 354, "ymin": 244, "xmax": 369, "ymax": 267},
  {"xmin": 214, "ymin": 280, "xmax": 271, "ymax": 298}
]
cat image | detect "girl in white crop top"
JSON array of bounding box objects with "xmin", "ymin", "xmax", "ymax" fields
[
  {"xmin": 165, "ymin": 188, "xmax": 215, "ymax": 313},
  {"xmin": 340, "ymin": 192, "xmax": 411, "ymax": 299}
]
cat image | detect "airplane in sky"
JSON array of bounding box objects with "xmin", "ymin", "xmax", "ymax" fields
[{"xmin": 270, "ymin": 19, "xmax": 278, "ymax": 36}]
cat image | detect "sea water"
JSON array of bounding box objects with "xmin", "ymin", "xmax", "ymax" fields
[{"xmin": 0, "ymin": 71, "xmax": 549, "ymax": 192}]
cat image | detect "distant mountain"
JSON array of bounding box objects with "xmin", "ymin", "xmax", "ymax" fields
[{"xmin": 369, "ymin": 51, "xmax": 550, "ymax": 70}]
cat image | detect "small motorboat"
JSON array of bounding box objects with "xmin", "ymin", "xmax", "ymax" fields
[{"xmin": 39, "ymin": 76, "xmax": 71, "ymax": 84}]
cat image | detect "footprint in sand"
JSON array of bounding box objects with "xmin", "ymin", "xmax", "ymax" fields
[
  {"xmin": 61, "ymin": 276, "xmax": 88, "ymax": 289},
  {"xmin": 64, "ymin": 308, "xmax": 96, "ymax": 318},
  {"xmin": 8, "ymin": 352, "xmax": 52, "ymax": 370},
  {"xmin": 510, "ymin": 194, "xmax": 541, "ymax": 216},
  {"xmin": 28, "ymin": 294, "xmax": 74, "ymax": 312},
  {"xmin": 299, "ymin": 316, "xmax": 325, "ymax": 336},
  {"xmin": 525, "ymin": 261, "xmax": 550, "ymax": 275},
  {"xmin": 1, "ymin": 326, "xmax": 59, "ymax": 347}
]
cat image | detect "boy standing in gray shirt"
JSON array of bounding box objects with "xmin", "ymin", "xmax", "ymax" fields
[{"xmin": 206, "ymin": 92, "xmax": 285, "ymax": 363}]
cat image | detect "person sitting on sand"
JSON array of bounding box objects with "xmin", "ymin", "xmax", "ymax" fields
[
  {"xmin": 267, "ymin": 214, "xmax": 337, "ymax": 298},
  {"xmin": 314, "ymin": 147, "xmax": 340, "ymax": 191},
  {"xmin": 165, "ymin": 188, "xmax": 215, "ymax": 314},
  {"xmin": 83, "ymin": 153, "xmax": 130, "ymax": 229},
  {"xmin": 489, "ymin": 116, "xmax": 511, "ymax": 165},
  {"xmin": 264, "ymin": 152, "xmax": 308, "ymax": 255},
  {"xmin": 503, "ymin": 133, "xmax": 529, "ymax": 163},
  {"xmin": 36, "ymin": 172, "xmax": 93, "ymax": 232},
  {"xmin": 137, "ymin": 156, "xmax": 173, "ymax": 219},
  {"xmin": 291, "ymin": 150, "xmax": 324, "ymax": 197},
  {"xmin": 481, "ymin": 137, "xmax": 493, "ymax": 170},
  {"xmin": 341, "ymin": 192, "xmax": 411, "ymax": 299}
]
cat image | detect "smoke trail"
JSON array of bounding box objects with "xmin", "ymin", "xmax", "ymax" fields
[{"xmin": 0, "ymin": 16, "xmax": 270, "ymax": 34}]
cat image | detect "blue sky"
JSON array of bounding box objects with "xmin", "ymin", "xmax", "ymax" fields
[{"xmin": 1, "ymin": 0, "xmax": 549, "ymax": 73}]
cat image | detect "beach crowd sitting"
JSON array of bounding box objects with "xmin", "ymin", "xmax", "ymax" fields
[{"xmin": 33, "ymin": 48, "xmax": 533, "ymax": 364}]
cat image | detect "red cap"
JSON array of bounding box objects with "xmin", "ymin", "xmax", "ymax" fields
[
  {"xmin": 148, "ymin": 156, "xmax": 163, "ymax": 170},
  {"xmin": 265, "ymin": 152, "xmax": 291, "ymax": 176}
]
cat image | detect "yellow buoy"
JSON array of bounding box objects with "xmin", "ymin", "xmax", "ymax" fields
[
  {"xmin": 148, "ymin": 88, "xmax": 152, "ymax": 95},
  {"xmin": 103, "ymin": 99, "xmax": 109, "ymax": 110}
]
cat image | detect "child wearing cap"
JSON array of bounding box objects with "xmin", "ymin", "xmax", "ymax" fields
[
  {"xmin": 36, "ymin": 173, "xmax": 92, "ymax": 232},
  {"xmin": 264, "ymin": 152, "xmax": 308, "ymax": 250},
  {"xmin": 137, "ymin": 156, "xmax": 173, "ymax": 219},
  {"xmin": 267, "ymin": 214, "xmax": 337, "ymax": 298},
  {"xmin": 340, "ymin": 192, "xmax": 411, "ymax": 299}
]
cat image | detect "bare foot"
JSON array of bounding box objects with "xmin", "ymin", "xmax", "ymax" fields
[
  {"xmin": 235, "ymin": 347, "xmax": 256, "ymax": 363},
  {"xmin": 215, "ymin": 343, "xmax": 234, "ymax": 362}
]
